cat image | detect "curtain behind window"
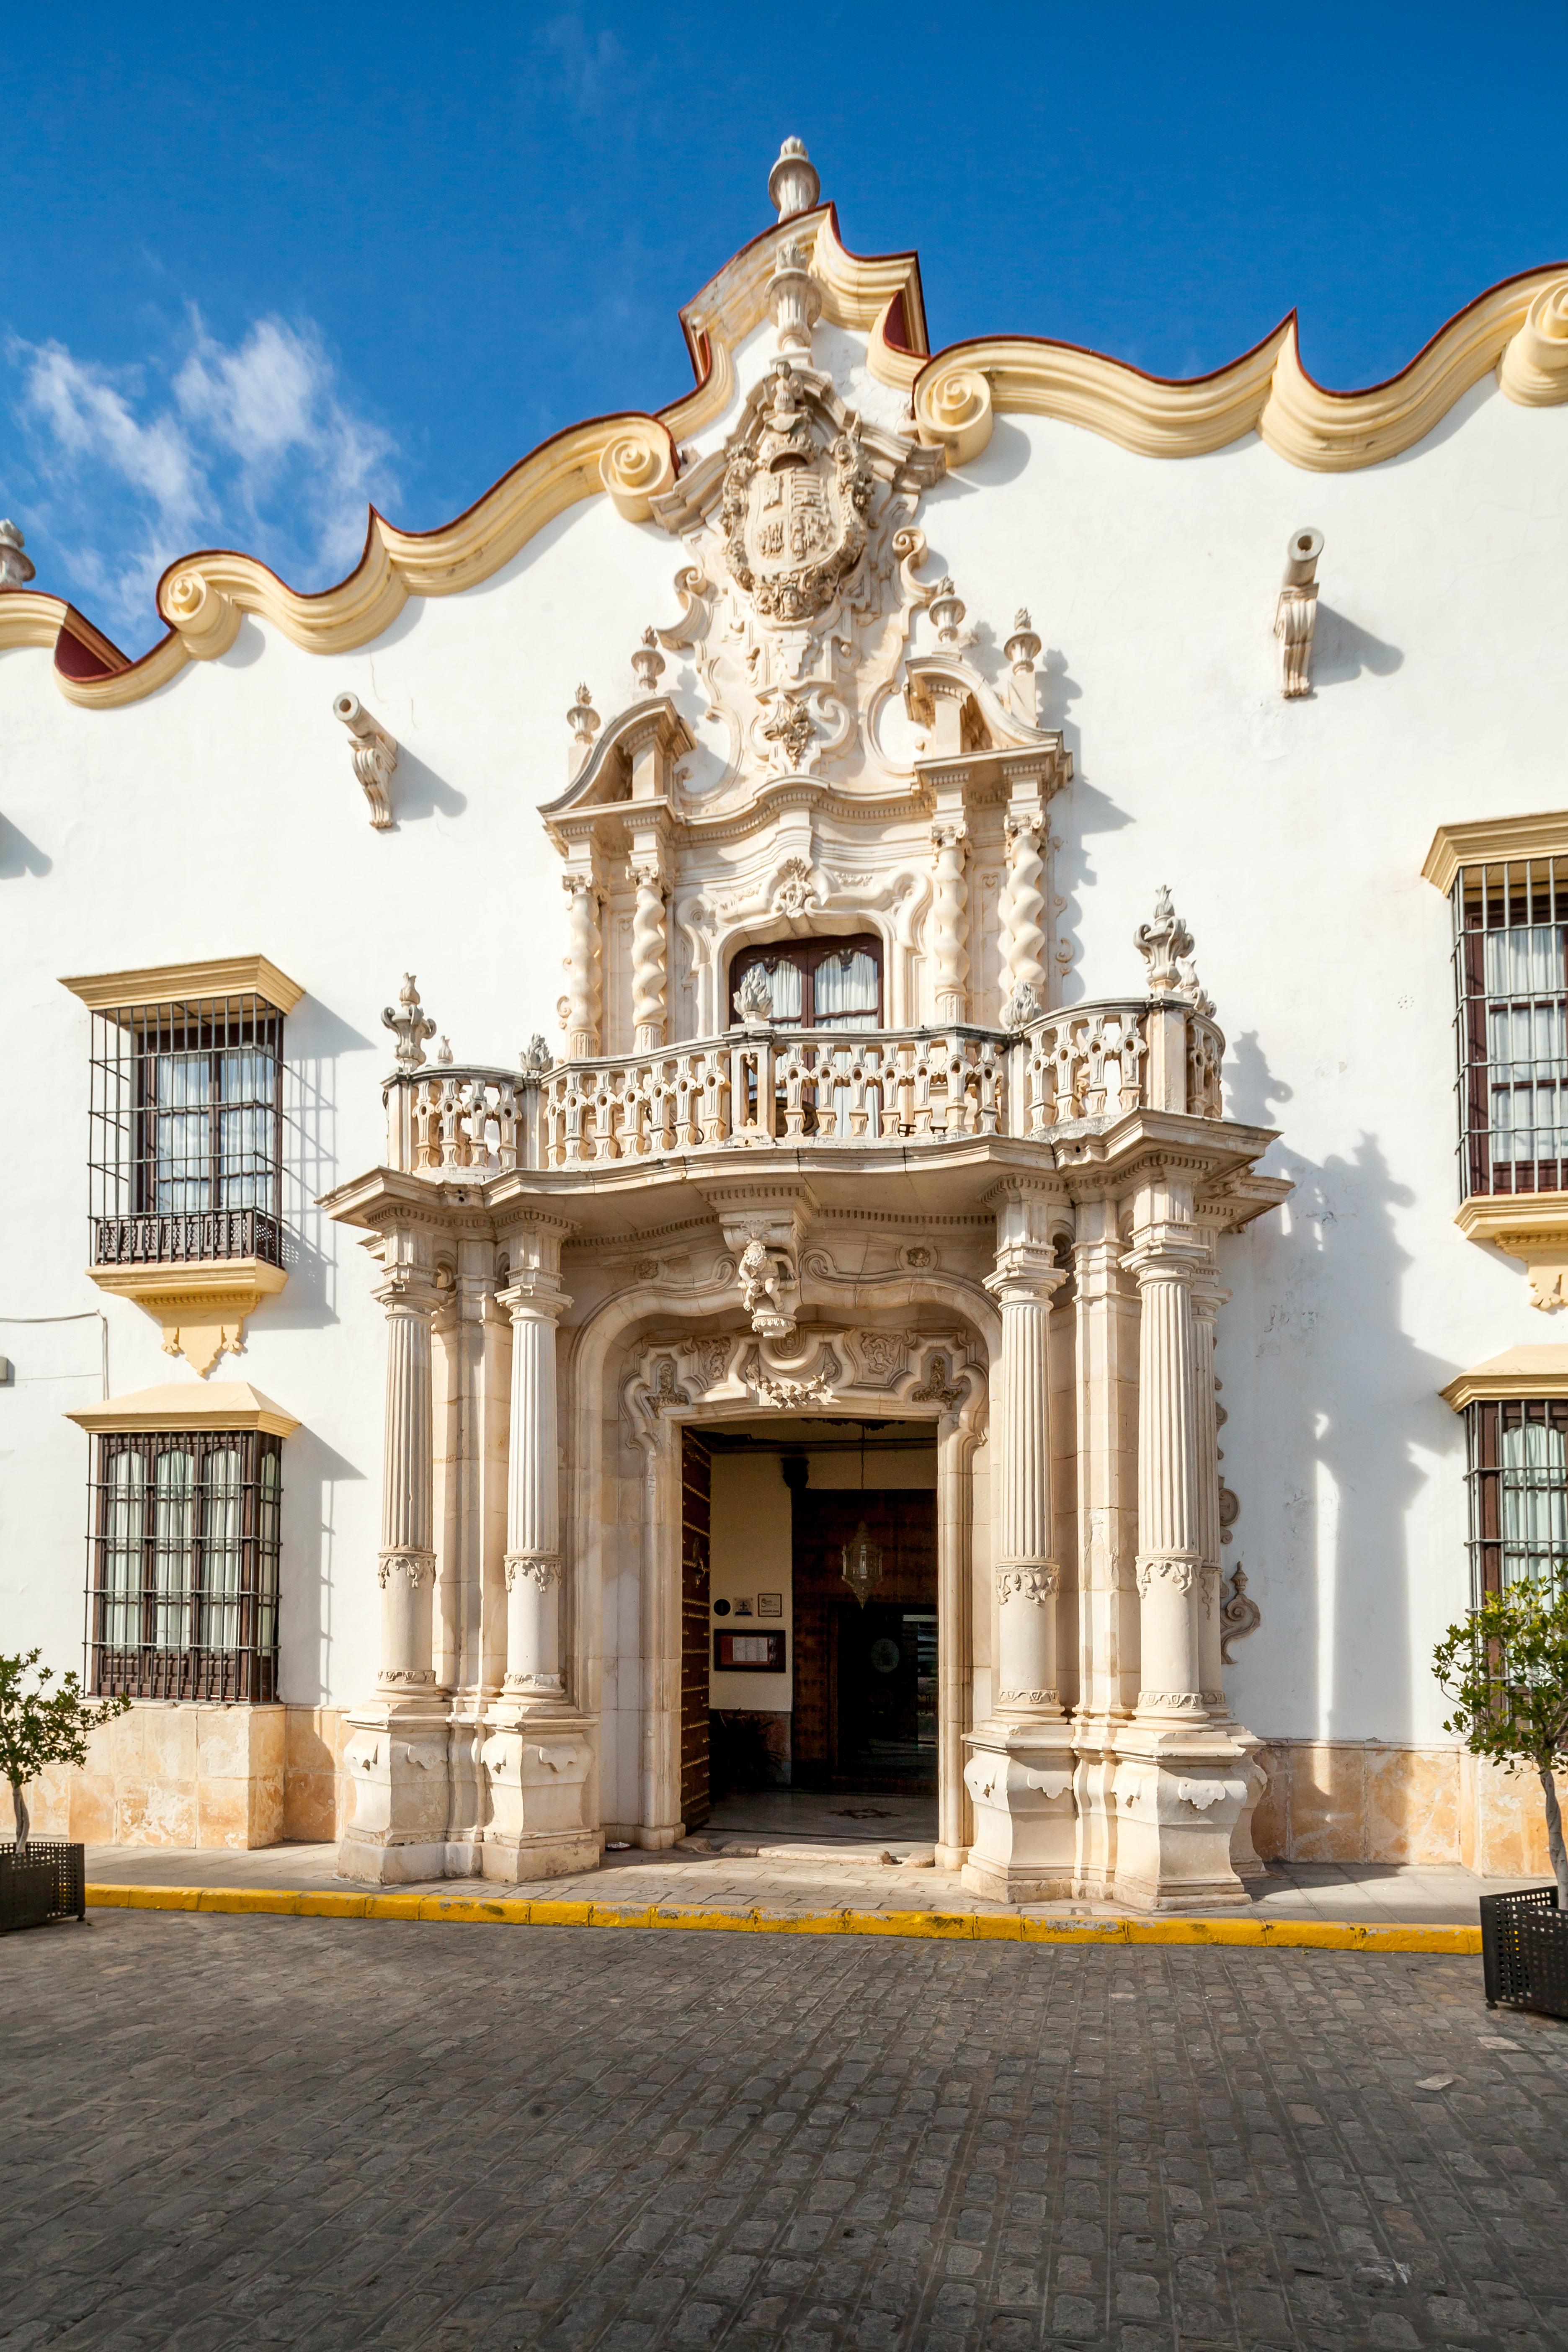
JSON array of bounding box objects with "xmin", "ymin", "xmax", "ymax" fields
[
  {"xmin": 1485, "ymin": 926, "xmax": 1568, "ymax": 1171},
  {"xmin": 813, "ymin": 949, "xmax": 880, "ymax": 1032},
  {"xmin": 1500, "ymin": 1416, "xmax": 1568, "ymax": 1586}
]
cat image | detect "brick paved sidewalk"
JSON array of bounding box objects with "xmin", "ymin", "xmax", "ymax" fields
[
  {"xmin": 80, "ymin": 1839, "xmax": 1543, "ymax": 1928},
  {"xmin": 3, "ymin": 1910, "xmax": 1565, "ymax": 2351}
]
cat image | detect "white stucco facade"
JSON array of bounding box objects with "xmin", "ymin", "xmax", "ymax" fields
[{"xmin": 4, "ymin": 144, "xmax": 1567, "ymax": 1889}]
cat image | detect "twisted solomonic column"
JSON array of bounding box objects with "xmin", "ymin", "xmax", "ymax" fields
[
  {"xmin": 372, "ymin": 1264, "xmax": 441, "ymax": 1692},
  {"xmin": 1001, "ymin": 813, "xmax": 1047, "ymax": 1013},
  {"xmin": 563, "ymin": 873, "xmax": 603, "ymax": 1060},
  {"xmin": 499, "ymin": 1266, "xmax": 572, "ymax": 1707},
  {"xmin": 1124, "ymin": 1204, "xmax": 1209, "ymax": 1723},
  {"xmin": 930, "ymin": 819, "xmax": 970, "ymax": 1025},
  {"xmin": 630, "ymin": 860, "xmax": 669, "ymax": 1052}
]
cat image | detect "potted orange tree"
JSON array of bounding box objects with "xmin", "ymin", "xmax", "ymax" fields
[
  {"xmin": 0, "ymin": 1650, "xmax": 128, "ymax": 1933},
  {"xmin": 1434, "ymin": 1583, "xmax": 1568, "ymax": 2017}
]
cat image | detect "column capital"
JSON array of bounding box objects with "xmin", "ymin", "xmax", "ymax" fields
[
  {"xmin": 372, "ymin": 1265, "xmax": 441, "ymax": 1316},
  {"xmin": 984, "ymin": 1248, "xmax": 1066, "ymax": 1305},
  {"xmin": 1122, "ymin": 1230, "xmax": 1207, "ymax": 1283},
  {"xmin": 497, "ymin": 1271, "xmax": 573, "ymax": 1323}
]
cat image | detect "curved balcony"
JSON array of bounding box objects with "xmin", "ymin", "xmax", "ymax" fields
[{"xmin": 382, "ymin": 998, "xmax": 1227, "ymax": 1180}]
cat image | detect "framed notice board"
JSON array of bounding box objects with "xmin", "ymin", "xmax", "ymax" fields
[{"xmin": 714, "ymin": 1630, "xmax": 787, "ymax": 1672}]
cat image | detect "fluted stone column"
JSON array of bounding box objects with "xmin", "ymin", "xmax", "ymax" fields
[
  {"xmin": 1127, "ymin": 1229, "xmax": 1207, "ymax": 1721},
  {"xmin": 962, "ymin": 1179, "xmax": 1077, "ymax": 1904},
  {"xmin": 338, "ymin": 1253, "xmax": 452, "ymax": 1887},
  {"xmin": 1070, "ymin": 1200, "xmax": 1141, "ymax": 1898},
  {"xmin": 1191, "ymin": 1262, "xmax": 1226, "ymax": 1713},
  {"xmin": 993, "ymin": 1260, "xmax": 1065, "ymax": 1723},
  {"xmin": 1111, "ymin": 1181, "xmax": 1247, "ymax": 1912},
  {"xmin": 501, "ymin": 1268, "xmax": 569, "ymax": 1705},
  {"xmin": 374, "ymin": 1265, "xmax": 440, "ymax": 1690},
  {"xmin": 481, "ymin": 1227, "xmax": 596, "ymax": 1884}
]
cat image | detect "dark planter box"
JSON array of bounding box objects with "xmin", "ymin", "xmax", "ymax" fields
[
  {"xmin": 1479, "ymin": 1884, "xmax": 1568, "ymax": 2019},
  {"xmin": 0, "ymin": 1841, "xmax": 87, "ymax": 1934}
]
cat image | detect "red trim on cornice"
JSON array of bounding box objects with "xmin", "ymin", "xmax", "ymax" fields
[{"xmin": 53, "ymin": 606, "xmax": 131, "ymax": 681}]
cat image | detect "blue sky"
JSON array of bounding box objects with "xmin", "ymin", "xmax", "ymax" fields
[{"xmin": 2, "ymin": 3, "xmax": 1563, "ymax": 654}]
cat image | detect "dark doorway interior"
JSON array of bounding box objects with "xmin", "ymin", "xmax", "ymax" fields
[
  {"xmin": 680, "ymin": 1429, "xmax": 711, "ymax": 1828},
  {"xmin": 791, "ymin": 1488, "xmax": 937, "ymax": 1791}
]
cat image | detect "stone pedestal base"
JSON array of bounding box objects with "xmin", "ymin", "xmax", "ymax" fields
[
  {"xmin": 1110, "ymin": 1721, "xmax": 1251, "ymax": 1911},
  {"xmin": 959, "ymin": 1722, "xmax": 1078, "ymax": 1903},
  {"xmin": 1223, "ymin": 1722, "xmax": 1271, "ymax": 1879},
  {"xmin": 479, "ymin": 1707, "xmax": 599, "ymax": 1882},
  {"xmin": 337, "ymin": 1696, "xmax": 453, "ymax": 1885},
  {"xmin": 1069, "ymin": 1715, "xmax": 1129, "ymax": 1900}
]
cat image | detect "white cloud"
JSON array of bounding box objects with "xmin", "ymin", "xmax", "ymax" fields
[
  {"xmin": 2, "ymin": 312, "xmax": 396, "ymax": 648},
  {"xmin": 536, "ymin": 13, "xmax": 625, "ymax": 116}
]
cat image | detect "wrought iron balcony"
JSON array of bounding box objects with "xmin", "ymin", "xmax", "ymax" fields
[{"xmin": 92, "ymin": 1207, "xmax": 284, "ymax": 1269}]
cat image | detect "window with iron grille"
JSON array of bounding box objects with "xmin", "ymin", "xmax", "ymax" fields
[
  {"xmin": 1464, "ymin": 1398, "xmax": 1568, "ymax": 1604},
  {"xmin": 728, "ymin": 934, "xmax": 882, "ymax": 1031},
  {"xmin": 1451, "ymin": 856, "xmax": 1568, "ymax": 1199},
  {"xmin": 88, "ymin": 1430, "xmax": 282, "ymax": 1700},
  {"xmin": 87, "ymin": 990, "xmax": 285, "ymax": 1269}
]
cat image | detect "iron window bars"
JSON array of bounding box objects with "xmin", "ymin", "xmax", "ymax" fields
[
  {"xmin": 1464, "ymin": 1398, "xmax": 1568, "ymax": 1604},
  {"xmin": 88, "ymin": 988, "xmax": 285, "ymax": 1268},
  {"xmin": 1452, "ymin": 856, "xmax": 1568, "ymax": 1199},
  {"xmin": 87, "ymin": 1429, "xmax": 282, "ymax": 1700},
  {"xmin": 728, "ymin": 934, "xmax": 883, "ymax": 1032}
]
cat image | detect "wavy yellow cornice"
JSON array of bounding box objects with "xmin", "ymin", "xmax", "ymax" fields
[
  {"xmin": 1, "ymin": 216, "xmax": 1563, "ymax": 712},
  {"xmin": 913, "ymin": 265, "xmax": 1568, "ymax": 469}
]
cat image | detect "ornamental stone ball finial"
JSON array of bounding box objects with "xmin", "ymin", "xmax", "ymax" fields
[
  {"xmin": 631, "ymin": 627, "xmax": 665, "ymax": 696},
  {"xmin": 1135, "ymin": 885, "xmax": 1196, "ymax": 995},
  {"xmin": 0, "ymin": 519, "xmax": 36, "ymax": 590},
  {"xmin": 383, "ymin": 974, "xmax": 437, "ymax": 1072},
  {"xmin": 769, "ymin": 136, "xmax": 820, "ymax": 221}
]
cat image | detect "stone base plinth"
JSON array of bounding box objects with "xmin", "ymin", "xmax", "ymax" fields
[
  {"xmin": 336, "ymin": 1696, "xmax": 453, "ymax": 1885},
  {"xmin": 1109, "ymin": 1721, "xmax": 1250, "ymax": 1911},
  {"xmin": 1068, "ymin": 1716, "xmax": 1130, "ymax": 1900},
  {"xmin": 479, "ymin": 1707, "xmax": 596, "ymax": 1882},
  {"xmin": 959, "ymin": 1722, "xmax": 1078, "ymax": 1903}
]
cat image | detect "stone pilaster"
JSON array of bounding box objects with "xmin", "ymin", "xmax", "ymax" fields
[
  {"xmin": 482, "ymin": 1223, "xmax": 598, "ymax": 1882},
  {"xmin": 1194, "ymin": 1244, "xmax": 1270, "ymax": 1878},
  {"xmin": 1112, "ymin": 1180, "xmax": 1248, "ymax": 1911},
  {"xmin": 962, "ymin": 1179, "xmax": 1076, "ymax": 1903},
  {"xmin": 339, "ymin": 1256, "xmax": 452, "ymax": 1886}
]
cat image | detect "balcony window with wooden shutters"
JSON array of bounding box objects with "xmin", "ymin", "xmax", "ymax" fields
[
  {"xmin": 729, "ymin": 935, "xmax": 883, "ymax": 1032},
  {"xmin": 62, "ymin": 958, "xmax": 304, "ymax": 1373},
  {"xmin": 87, "ymin": 988, "xmax": 286, "ymax": 1267},
  {"xmin": 1452, "ymin": 855, "xmax": 1568, "ymax": 1200},
  {"xmin": 1426, "ymin": 821, "xmax": 1568, "ymax": 1309},
  {"xmin": 88, "ymin": 1428, "xmax": 283, "ymax": 1700},
  {"xmin": 1464, "ymin": 1398, "xmax": 1568, "ymax": 1603}
]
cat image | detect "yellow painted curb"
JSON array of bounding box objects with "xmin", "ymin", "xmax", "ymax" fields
[{"xmin": 82, "ymin": 1884, "xmax": 1482, "ymax": 1954}]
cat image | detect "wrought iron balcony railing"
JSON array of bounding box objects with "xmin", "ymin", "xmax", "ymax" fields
[{"xmin": 91, "ymin": 1207, "xmax": 284, "ymax": 1269}]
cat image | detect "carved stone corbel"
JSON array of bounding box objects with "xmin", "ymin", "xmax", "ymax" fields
[
  {"xmin": 1274, "ymin": 528, "xmax": 1323, "ymax": 699},
  {"xmin": 334, "ymin": 693, "xmax": 398, "ymax": 829}
]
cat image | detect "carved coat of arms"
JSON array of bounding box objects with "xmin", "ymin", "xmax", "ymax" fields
[{"xmin": 721, "ymin": 363, "xmax": 873, "ymax": 624}]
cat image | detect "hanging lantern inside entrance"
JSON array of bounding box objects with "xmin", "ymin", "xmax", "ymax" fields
[{"xmin": 841, "ymin": 1519, "xmax": 884, "ymax": 1608}]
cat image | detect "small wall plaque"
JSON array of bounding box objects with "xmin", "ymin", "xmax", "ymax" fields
[
  {"xmin": 756, "ymin": 1592, "xmax": 783, "ymax": 1617},
  {"xmin": 714, "ymin": 1630, "xmax": 786, "ymax": 1672}
]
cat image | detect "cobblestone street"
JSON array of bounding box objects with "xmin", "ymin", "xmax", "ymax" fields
[{"xmin": 4, "ymin": 1912, "xmax": 1565, "ymax": 2352}]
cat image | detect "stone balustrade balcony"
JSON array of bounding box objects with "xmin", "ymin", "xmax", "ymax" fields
[{"xmin": 382, "ymin": 998, "xmax": 1227, "ymax": 1180}]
